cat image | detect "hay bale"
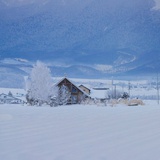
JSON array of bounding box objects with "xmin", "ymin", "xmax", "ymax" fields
[{"xmin": 128, "ymin": 99, "xmax": 144, "ymax": 106}]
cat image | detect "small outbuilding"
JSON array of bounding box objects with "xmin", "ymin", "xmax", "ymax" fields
[{"xmin": 79, "ymin": 84, "xmax": 91, "ymax": 95}]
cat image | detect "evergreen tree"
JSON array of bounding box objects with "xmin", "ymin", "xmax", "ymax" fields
[{"xmin": 8, "ymin": 91, "xmax": 13, "ymax": 97}]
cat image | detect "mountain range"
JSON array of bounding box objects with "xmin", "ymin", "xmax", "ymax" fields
[{"xmin": 0, "ymin": 0, "xmax": 160, "ymax": 87}]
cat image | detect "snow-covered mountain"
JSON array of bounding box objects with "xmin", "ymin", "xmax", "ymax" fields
[{"xmin": 0, "ymin": 0, "xmax": 160, "ymax": 87}]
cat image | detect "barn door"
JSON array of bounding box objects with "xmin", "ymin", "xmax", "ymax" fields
[{"xmin": 71, "ymin": 95, "xmax": 77, "ymax": 104}]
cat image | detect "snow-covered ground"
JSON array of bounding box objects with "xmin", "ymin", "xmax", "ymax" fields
[{"xmin": 0, "ymin": 102, "xmax": 160, "ymax": 160}]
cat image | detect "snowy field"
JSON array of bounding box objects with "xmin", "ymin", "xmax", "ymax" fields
[{"xmin": 0, "ymin": 102, "xmax": 160, "ymax": 160}]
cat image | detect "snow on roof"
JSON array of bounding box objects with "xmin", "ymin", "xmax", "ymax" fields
[{"xmin": 90, "ymin": 89, "xmax": 109, "ymax": 99}]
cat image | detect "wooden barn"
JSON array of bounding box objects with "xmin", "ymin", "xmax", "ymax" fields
[{"xmin": 56, "ymin": 77, "xmax": 89, "ymax": 104}]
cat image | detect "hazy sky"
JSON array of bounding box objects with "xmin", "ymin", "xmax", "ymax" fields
[{"xmin": 1, "ymin": 0, "xmax": 160, "ymax": 9}]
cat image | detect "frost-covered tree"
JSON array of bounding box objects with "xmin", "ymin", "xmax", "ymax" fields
[
  {"xmin": 58, "ymin": 85, "xmax": 71, "ymax": 105},
  {"xmin": 26, "ymin": 61, "xmax": 57, "ymax": 106}
]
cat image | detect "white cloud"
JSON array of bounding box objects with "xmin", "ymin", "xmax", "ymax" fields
[
  {"xmin": 153, "ymin": 0, "xmax": 160, "ymax": 10},
  {"xmin": 94, "ymin": 64, "xmax": 113, "ymax": 73}
]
